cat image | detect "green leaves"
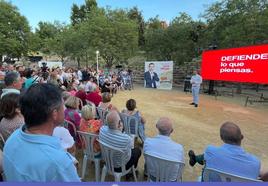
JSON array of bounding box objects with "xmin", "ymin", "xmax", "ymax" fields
[{"xmin": 0, "ymin": 1, "xmax": 30, "ymax": 58}]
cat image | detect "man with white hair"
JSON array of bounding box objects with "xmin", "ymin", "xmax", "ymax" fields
[
  {"xmin": 144, "ymin": 117, "xmax": 184, "ymax": 163},
  {"xmin": 99, "ymin": 111, "xmax": 141, "ymax": 173}
]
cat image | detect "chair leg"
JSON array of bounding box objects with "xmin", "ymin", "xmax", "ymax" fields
[
  {"xmin": 94, "ymin": 159, "xmax": 100, "ymax": 182},
  {"xmin": 81, "ymin": 154, "xmax": 88, "ymax": 179},
  {"xmin": 101, "ymin": 166, "xmax": 107, "ymax": 182},
  {"xmin": 132, "ymin": 166, "xmax": 137, "ymax": 182}
]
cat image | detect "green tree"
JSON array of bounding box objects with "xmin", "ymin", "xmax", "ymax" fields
[
  {"xmin": 128, "ymin": 7, "xmax": 145, "ymax": 47},
  {"xmin": 70, "ymin": 0, "xmax": 97, "ymax": 25},
  {"xmin": 202, "ymin": 0, "xmax": 268, "ymax": 49},
  {"xmin": 35, "ymin": 21, "xmax": 65, "ymax": 54},
  {"xmin": 79, "ymin": 8, "xmax": 139, "ymax": 68},
  {"xmin": 0, "ymin": 0, "xmax": 30, "ymax": 60}
]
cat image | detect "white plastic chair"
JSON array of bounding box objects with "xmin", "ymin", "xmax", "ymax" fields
[
  {"xmin": 144, "ymin": 153, "xmax": 185, "ymax": 182},
  {"xmin": 119, "ymin": 113, "xmax": 139, "ymax": 138},
  {"xmin": 98, "ymin": 140, "xmax": 137, "ymax": 182},
  {"xmin": 77, "ymin": 131, "xmax": 101, "ymax": 181},
  {"xmin": 96, "ymin": 107, "xmax": 108, "ymax": 125},
  {"xmin": 202, "ymin": 167, "xmax": 262, "ymax": 182}
]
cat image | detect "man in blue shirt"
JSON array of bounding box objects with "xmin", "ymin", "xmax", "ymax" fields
[
  {"xmin": 3, "ymin": 83, "xmax": 80, "ymax": 182},
  {"xmin": 188, "ymin": 122, "xmax": 261, "ymax": 180}
]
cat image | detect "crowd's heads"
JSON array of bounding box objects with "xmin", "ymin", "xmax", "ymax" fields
[
  {"xmin": 62, "ymin": 91, "xmax": 71, "ymax": 102},
  {"xmin": 20, "ymin": 83, "xmax": 64, "ymax": 129},
  {"xmin": 106, "ymin": 111, "xmax": 122, "ymax": 130},
  {"xmin": 77, "ymin": 84, "xmax": 85, "ymax": 92},
  {"xmin": 126, "ymin": 99, "xmax": 136, "ymax": 111},
  {"xmin": 156, "ymin": 117, "xmax": 173, "ymax": 136},
  {"xmin": 102, "ymin": 92, "xmax": 111, "ymax": 103},
  {"xmin": 220, "ymin": 121, "xmax": 243, "ymax": 146},
  {"xmin": 24, "ymin": 68, "xmax": 33, "ymax": 79},
  {"xmin": 81, "ymin": 104, "xmax": 96, "ymax": 120},
  {"xmin": 65, "ymin": 96, "xmax": 80, "ymax": 110},
  {"xmin": 0, "ymin": 93, "xmax": 20, "ymax": 119},
  {"xmin": 4, "ymin": 71, "xmax": 23, "ymax": 90}
]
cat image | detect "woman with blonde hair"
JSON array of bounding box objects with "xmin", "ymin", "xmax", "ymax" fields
[
  {"xmin": 80, "ymin": 104, "xmax": 102, "ymax": 154},
  {"xmin": 64, "ymin": 96, "xmax": 81, "ymax": 137}
]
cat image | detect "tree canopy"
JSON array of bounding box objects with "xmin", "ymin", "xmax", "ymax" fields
[{"xmin": 1, "ymin": 0, "xmax": 268, "ymax": 67}]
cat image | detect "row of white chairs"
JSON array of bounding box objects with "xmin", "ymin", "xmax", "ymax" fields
[
  {"xmin": 0, "ymin": 130, "xmax": 263, "ymax": 182},
  {"xmin": 76, "ymin": 130, "xmax": 262, "ymax": 182}
]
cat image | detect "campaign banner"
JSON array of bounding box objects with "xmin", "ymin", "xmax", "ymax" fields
[
  {"xmin": 201, "ymin": 44, "xmax": 268, "ymax": 84},
  {"xmin": 144, "ymin": 61, "xmax": 173, "ymax": 90}
]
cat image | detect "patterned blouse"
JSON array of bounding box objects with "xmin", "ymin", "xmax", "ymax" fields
[
  {"xmin": 0, "ymin": 114, "xmax": 24, "ymax": 140},
  {"xmin": 80, "ymin": 118, "xmax": 102, "ymax": 153}
]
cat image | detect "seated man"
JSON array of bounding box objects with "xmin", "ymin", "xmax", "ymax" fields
[
  {"xmin": 188, "ymin": 121, "xmax": 261, "ymax": 180},
  {"xmin": 99, "ymin": 111, "xmax": 141, "ymax": 173},
  {"xmin": 144, "ymin": 117, "xmax": 184, "ymax": 162},
  {"xmin": 3, "ymin": 83, "xmax": 80, "ymax": 182},
  {"xmin": 144, "ymin": 117, "xmax": 184, "ymax": 180}
]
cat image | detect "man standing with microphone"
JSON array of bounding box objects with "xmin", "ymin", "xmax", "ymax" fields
[{"xmin": 190, "ymin": 70, "xmax": 202, "ymax": 107}]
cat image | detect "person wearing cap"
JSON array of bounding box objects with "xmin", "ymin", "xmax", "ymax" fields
[{"xmin": 1, "ymin": 71, "xmax": 23, "ymax": 98}]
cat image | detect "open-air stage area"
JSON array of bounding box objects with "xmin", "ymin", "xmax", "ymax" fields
[{"xmin": 96, "ymin": 85, "xmax": 268, "ymax": 181}]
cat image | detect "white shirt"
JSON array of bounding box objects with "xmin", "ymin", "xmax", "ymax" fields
[
  {"xmin": 144, "ymin": 135, "xmax": 184, "ymax": 163},
  {"xmin": 77, "ymin": 70, "xmax": 82, "ymax": 81},
  {"xmin": 190, "ymin": 74, "xmax": 202, "ymax": 87},
  {"xmin": 53, "ymin": 127, "xmax": 74, "ymax": 150}
]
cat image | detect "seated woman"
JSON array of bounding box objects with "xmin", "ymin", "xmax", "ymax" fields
[
  {"xmin": 80, "ymin": 104, "xmax": 102, "ymax": 155},
  {"xmin": 0, "ymin": 93, "xmax": 24, "ymax": 140},
  {"xmin": 121, "ymin": 99, "xmax": 146, "ymax": 142},
  {"xmin": 98, "ymin": 92, "xmax": 118, "ymax": 112},
  {"xmin": 64, "ymin": 96, "xmax": 81, "ymax": 138}
]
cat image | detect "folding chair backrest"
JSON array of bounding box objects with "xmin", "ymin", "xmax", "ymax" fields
[
  {"xmin": 203, "ymin": 167, "xmax": 262, "ymax": 182},
  {"xmin": 77, "ymin": 131, "xmax": 98, "ymax": 160},
  {"xmin": 63, "ymin": 119, "xmax": 77, "ymax": 139},
  {"xmin": 144, "ymin": 153, "xmax": 185, "ymax": 182},
  {"xmin": 119, "ymin": 113, "xmax": 139, "ymax": 137},
  {"xmin": 98, "ymin": 140, "xmax": 126, "ymax": 174},
  {"xmin": 96, "ymin": 107, "xmax": 108, "ymax": 125}
]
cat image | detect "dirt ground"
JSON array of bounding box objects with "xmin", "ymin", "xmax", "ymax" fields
[{"xmin": 79, "ymin": 85, "xmax": 268, "ymax": 182}]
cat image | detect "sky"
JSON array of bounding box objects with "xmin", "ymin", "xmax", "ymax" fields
[{"xmin": 10, "ymin": 0, "xmax": 218, "ymax": 30}]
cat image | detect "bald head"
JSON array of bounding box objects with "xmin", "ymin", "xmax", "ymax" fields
[
  {"xmin": 106, "ymin": 111, "xmax": 121, "ymax": 130},
  {"xmin": 220, "ymin": 122, "xmax": 243, "ymax": 145},
  {"xmin": 156, "ymin": 117, "xmax": 173, "ymax": 136}
]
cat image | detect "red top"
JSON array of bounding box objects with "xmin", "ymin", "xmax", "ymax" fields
[{"xmin": 86, "ymin": 91, "xmax": 102, "ymax": 107}]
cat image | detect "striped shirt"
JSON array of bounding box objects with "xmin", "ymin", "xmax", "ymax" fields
[{"xmin": 99, "ymin": 126, "xmax": 132, "ymax": 168}]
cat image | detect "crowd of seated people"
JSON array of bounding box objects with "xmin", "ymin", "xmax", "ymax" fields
[{"xmin": 0, "ymin": 63, "xmax": 267, "ymax": 182}]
